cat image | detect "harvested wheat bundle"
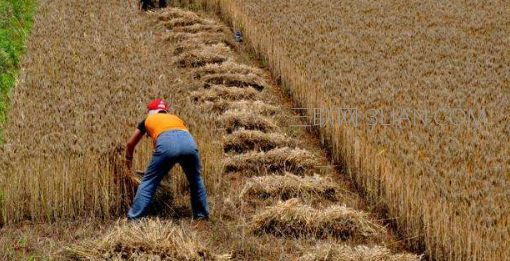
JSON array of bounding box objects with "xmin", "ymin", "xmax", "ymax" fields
[
  {"xmin": 175, "ymin": 43, "xmax": 232, "ymax": 68},
  {"xmin": 300, "ymin": 244, "xmax": 422, "ymax": 261},
  {"xmin": 219, "ymin": 110, "xmax": 278, "ymax": 133},
  {"xmin": 173, "ymin": 40, "xmax": 210, "ymax": 55},
  {"xmin": 173, "ymin": 41, "xmax": 231, "ymax": 57},
  {"xmin": 173, "ymin": 34, "xmax": 236, "ymax": 51},
  {"xmin": 162, "ymin": 17, "xmax": 214, "ymax": 30},
  {"xmin": 223, "ymin": 147, "xmax": 316, "ymax": 174},
  {"xmin": 202, "ymin": 73, "xmax": 268, "ymax": 91},
  {"xmin": 191, "ymin": 61, "xmax": 265, "ymax": 79},
  {"xmin": 227, "ymin": 101, "xmax": 279, "ymax": 115},
  {"xmin": 173, "ymin": 24, "xmax": 227, "ymax": 34},
  {"xmin": 166, "ymin": 31, "xmax": 229, "ymax": 45},
  {"xmin": 240, "ymin": 173, "xmax": 337, "ymax": 201},
  {"xmin": 154, "ymin": 8, "xmax": 199, "ymax": 22},
  {"xmin": 190, "ymin": 86, "xmax": 259, "ymax": 103},
  {"xmin": 65, "ymin": 219, "xmax": 217, "ymax": 260},
  {"xmin": 223, "ymin": 130, "xmax": 292, "ymax": 153},
  {"xmin": 196, "ymin": 100, "xmax": 236, "ymax": 113},
  {"xmin": 250, "ymin": 199, "xmax": 385, "ymax": 240},
  {"xmin": 201, "ymin": 100, "xmax": 279, "ymax": 115}
]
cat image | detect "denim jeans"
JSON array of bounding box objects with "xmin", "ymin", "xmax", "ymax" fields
[{"xmin": 128, "ymin": 130, "xmax": 210, "ymax": 220}]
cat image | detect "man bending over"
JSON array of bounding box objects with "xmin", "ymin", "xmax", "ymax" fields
[{"xmin": 125, "ymin": 99, "xmax": 210, "ymax": 220}]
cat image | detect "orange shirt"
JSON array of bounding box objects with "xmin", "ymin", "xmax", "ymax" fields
[{"xmin": 139, "ymin": 113, "xmax": 188, "ymax": 140}]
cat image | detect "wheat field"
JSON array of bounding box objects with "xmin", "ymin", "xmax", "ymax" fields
[
  {"xmin": 1, "ymin": 0, "xmax": 506, "ymax": 259},
  {"xmin": 0, "ymin": 0, "xmax": 424, "ymax": 260},
  {"xmin": 180, "ymin": 0, "xmax": 509, "ymax": 260}
]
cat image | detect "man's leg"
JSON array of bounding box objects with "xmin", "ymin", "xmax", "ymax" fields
[
  {"xmin": 180, "ymin": 149, "xmax": 210, "ymax": 219},
  {"xmin": 128, "ymin": 151, "xmax": 175, "ymax": 220}
]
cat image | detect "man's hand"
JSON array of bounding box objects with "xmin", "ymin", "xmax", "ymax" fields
[{"xmin": 125, "ymin": 155, "xmax": 133, "ymax": 171}]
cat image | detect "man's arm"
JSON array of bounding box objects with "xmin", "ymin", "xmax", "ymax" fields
[{"xmin": 126, "ymin": 129, "xmax": 144, "ymax": 170}]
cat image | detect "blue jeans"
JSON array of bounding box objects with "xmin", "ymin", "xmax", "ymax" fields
[{"xmin": 128, "ymin": 130, "xmax": 210, "ymax": 220}]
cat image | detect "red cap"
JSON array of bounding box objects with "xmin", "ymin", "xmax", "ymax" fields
[{"xmin": 147, "ymin": 99, "xmax": 169, "ymax": 112}]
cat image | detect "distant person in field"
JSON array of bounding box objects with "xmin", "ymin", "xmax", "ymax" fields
[
  {"xmin": 140, "ymin": 0, "xmax": 168, "ymax": 11},
  {"xmin": 125, "ymin": 99, "xmax": 210, "ymax": 220}
]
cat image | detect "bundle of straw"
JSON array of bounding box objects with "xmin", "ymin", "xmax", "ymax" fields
[
  {"xmin": 250, "ymin": 199, "xmax": 386, "ymax": 240},
  {"xmin": 223, "ymin": 147, "xmax": 316, "ymax": 175},
  {"xmin": 65, "ymin": 219, "xmax": 220, "ymax": 260},
  {"xmin": 300, "ymin": 244, "xmax": 422, "ymax": 261},
  {"xmin": 240, "ymin": 172, "xmax": 338, "ymax": 201}
]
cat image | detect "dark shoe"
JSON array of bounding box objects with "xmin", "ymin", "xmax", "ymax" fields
[
  {"xmin": 159, "ymin": 0, "xmax": 168, "ymax": 8},
  {"xmin": 193, "ymin": 216, "xmax": 209, "ymax": 221}
]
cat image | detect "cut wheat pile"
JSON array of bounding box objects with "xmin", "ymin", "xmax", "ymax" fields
[
  {"xmin": 191, "ymin": 85, "xmax": 259, "ymax": 103},
  {"xmin": 223, "ymin": 147, "xmax": 317, "ymax": 175},
  {"xmin": 66, "ymin": 219, "xmax": 218, "ymax": 260},
  {"xmin": 199, "ymin": 100, "xmax": 280, "ymax": 115},
  {"xmin": 240, "ymin": 172, "xmax": 337, "ymax": 201},
  {"xmin": 250, "ymin": 199, "xmax": 385, "ymax": 240},
  {"xmin": 156, "ymin": 7, "xmax": 200, "ymax": 21},
  {"xmin": 188, "ymin": 0, "xmax": 510, "ymax": 259},
  {"xmin": 175, "ymin": 43, "xmax": 232, "ymax": 68},
  {"xmin": 162, "ymin": 16, "xmax": 215, "ymax": 29},
  {"xmin": 202, "ymin": 73, "xmax": 268, "ymax": 90},
  {"xmin": 191, "ymin": 61, "xmax": 264, "ymax": 79},
  {"xmin": 300, "ymin": 244, "xmax": 421, "ymax": 261},
  {"xmin": 219, "ymin": 109, "xmax": 278, "ymax": 133},
  {"xmin": 223, "ymin": 130, "xmax": 292, "ymax": 153},
  {"xmin": 226, "ymin": 101, "xmax": 279, "ymax": 115}
]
